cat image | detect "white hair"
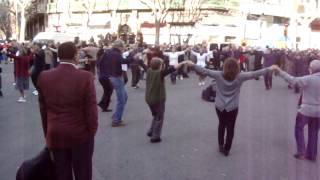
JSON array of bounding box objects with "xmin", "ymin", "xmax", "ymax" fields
[
  {"xmin": 310, "ymin": 60, "xmax": 320, "ymax": 73},
  {"xmin": 112, "ymin": 40, "xmax": 124, "ymax": 49}
]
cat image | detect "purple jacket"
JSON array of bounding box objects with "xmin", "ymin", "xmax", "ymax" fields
[{"xmin": 263, "ymin": 53, "xmax": 275, "ymax": 67}]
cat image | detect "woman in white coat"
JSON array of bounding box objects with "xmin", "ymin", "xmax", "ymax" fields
[
  {"xmin": 163, "ymin": 46, "xmax": 186, "ymax": 84},
  {"xmin": 191, "ymin": 48, "xmax": 211, "ymax": 86}
]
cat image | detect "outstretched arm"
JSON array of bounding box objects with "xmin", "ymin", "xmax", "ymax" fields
[
  {"xmin": 274, "ymin": 66, "xmax": 308, "ymax": 88},
  {"xmin": 239, "ymin": 67, "xmax": 272, "ymax": 81},
  {"xmin": 119, "ymin": 53, "xmax": 133, "ymax": 64},
  {"xmin": 49, "ymin": 47, "xmax": 58, "ymax": 53},
  {"xmin": 161, "ymin": 61, "xmax": 188, "ymax": 77},
  {"xmin": 191, "ymin": 62, "xmax": 220, "ymax": 79},
  {"xmin": 138, "ymin": 59, "xmax": 148, "ymax": 71},
  {"xmin": 191, "ymin": 50, "xmax": 198, "ymax": 57}
]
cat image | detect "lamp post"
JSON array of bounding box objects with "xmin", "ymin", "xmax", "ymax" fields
[{"xmin": 284, "ymin": 23, "xmax": 288, "ymax": 48}]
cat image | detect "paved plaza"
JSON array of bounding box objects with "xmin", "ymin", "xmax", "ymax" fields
[{"xmin": 0, "ymin": 64, "xmax": 319, "ymax": 180}]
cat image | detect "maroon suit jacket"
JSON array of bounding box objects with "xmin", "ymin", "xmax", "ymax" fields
[{"xmin": 37, "ymin": 63, "xmax": 98, "ymax": 149}]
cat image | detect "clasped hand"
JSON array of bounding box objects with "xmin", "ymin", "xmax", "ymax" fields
[{"xmin": 270, "ymin": 65, "xmax": 281, "ymax": 72}]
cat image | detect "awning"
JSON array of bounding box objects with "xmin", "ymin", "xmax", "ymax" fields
[
  {"xmin": 169, "ymin": 22, "xmax": 195, "ymax": 27},
  {"xmin": 140, "ymin": 21, "xmax": 166, "ymax": 28}
]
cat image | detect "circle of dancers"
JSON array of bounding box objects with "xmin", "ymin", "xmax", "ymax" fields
[{"xmin": 1, "ymin": 38, "xmax": 320, "ymax": 180}]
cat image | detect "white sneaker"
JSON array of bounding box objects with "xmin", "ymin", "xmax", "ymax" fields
[
  {"xmin": 13, "ymin": 82, "xmax": 16, "ymax": 86},
  {"xmin": 180, "ymin": 76, "xmax": 183, "ymax": 80},
  {"xmin": 198, "ymin": 82, "xmax": 202, "ymax": 86},
  {"xmin": 17, "ymin": 97, "xmax": 26, "ymax": 103},
  {"xmin": 202, "ymin": 82, "xmax": 205, "ymax": 86},
  {"xmin": 32, "ymin": 90, "xmax": 38, "ymax": 96}
]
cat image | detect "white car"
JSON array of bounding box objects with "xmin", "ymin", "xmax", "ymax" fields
[{"xmin": 33, "ymin": 32, "xmax": 75, "ymax": 44}]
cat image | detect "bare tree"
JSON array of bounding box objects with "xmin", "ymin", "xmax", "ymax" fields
[
  {"xmin": 0, "ymin": 0, "xmax": 15, "ymax": 39},
  {"xmin": 0, "ymin": 12, "xmax": 13, "ymax": 39},
  {"xmin": 170, "ymin": 0, "xmax": 207, "ymax": 44},
  {"xmin": 16, "ymin": 0, "xmax": 31, "ymax": 42},
  {"xmin": 81, "ymin": 0, "xmax": 97, "ymax": 28},
  {"xmin": 139, "ymin": 0, "xmax": 176, "ymax": 45},
  {"xmin": 183, "ymin": 0, "xmax": 207, "ymax": 23}
]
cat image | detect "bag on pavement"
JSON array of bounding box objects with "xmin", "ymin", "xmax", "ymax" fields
[
  {"xmin": 201, "ymin": 84, "xmax": 216, "ymax": 102},
  {"xmin": 16, "ymin": 147, "xmax": 55, "ymax": 180}
]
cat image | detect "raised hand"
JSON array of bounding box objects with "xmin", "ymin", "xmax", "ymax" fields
[
  {"xmin": 184, "ymin": 60, "xmax": 195, "ymax": 66},
  {"xmin": 270, "ymin": 65, "xmax": 280, "ymax": 72}
]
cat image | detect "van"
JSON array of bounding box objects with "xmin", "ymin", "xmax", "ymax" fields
[{"xmin": 33, "ymin": 32, "xmax": 75, "ymax": 44}]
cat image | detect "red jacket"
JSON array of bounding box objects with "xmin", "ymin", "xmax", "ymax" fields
[
  {"xmin": 37, "ymin": 64, "xmax": 98, "ymax": 149},
  {"xmin": 8, "ymin": 54, "xmax": 33, "ymax": 77}
]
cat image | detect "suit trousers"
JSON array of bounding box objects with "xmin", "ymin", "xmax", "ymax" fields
[
  {"xmin": 31, "ymin": 73, "xmax": 40, "ymax": 90},
  {"xmin": 263, "ymin": 70, "xmax": 273, "ymax": 89},
  {"xmin": 98, "ymin": 78, "xmax": 113, "ymax": 111},
  {"xmin": 295, "ymin": 113, "xmax": 320, "ymax": 159},
  {"xmin": 170, "ymin": 71, "xmax": 177, "ymax": 84},
  {"xmin": 131, "ymin": 65, "xmax": 141, "ymax": 87},
  {"xmin": 147, "ymin": 103, "xmax": 165, "ymax": 138},
  {"xmin": 216, "ymin": 108, "xmax": 238, "ymax": 152},
  {"xmin": 50, "ymin": 138, "xmax": 94, "ymax": 180}
]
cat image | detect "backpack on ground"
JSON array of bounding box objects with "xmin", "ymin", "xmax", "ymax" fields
[{"xmin": 201, "ymin": 84, "xmax": 216, "ymax": 102}]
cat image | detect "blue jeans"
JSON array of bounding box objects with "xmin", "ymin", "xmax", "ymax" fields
[
  {"xmin": 109, "ymin": 77, "xmax": 127, "ymax": 123},
  {"xmin": 295, "ymin": 113, "xmax": 320, "ymax": 159}
]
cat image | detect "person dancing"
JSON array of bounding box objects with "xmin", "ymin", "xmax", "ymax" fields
[
  {"xmin": 273, "ymin": 60, "xmax": 320, "ymax": 162},
  {"xmin": 191, "ymin": 48, "xmax": 211, "ymax": 86},
  {"xmin": 188, "ymin": 58, "xmax": 275, "ymax": 156},
  {"xmin": 163, "ymin": 46, "xmax": 186, "ymax": 84},
  {"xmin": 141, "ymin": 57, "xmax": 188, "ymax": 143}
]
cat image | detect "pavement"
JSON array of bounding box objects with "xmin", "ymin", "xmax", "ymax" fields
[{"xmin": 0, "ymin": 63, "xmax": 319, "ymax": 180}]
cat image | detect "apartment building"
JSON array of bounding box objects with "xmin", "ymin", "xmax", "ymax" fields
[{"xmin": 25, "ymin": 0, "xmax": 320, "ymax": 48}]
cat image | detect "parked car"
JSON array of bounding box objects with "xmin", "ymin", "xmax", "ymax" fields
[
  {"xmin": 33, "ymin": 32, "xmax": 76, "ymax": 44},
  {"xmin": 0, "ymin": 40, "xmax": 5, "ymax": 45}
]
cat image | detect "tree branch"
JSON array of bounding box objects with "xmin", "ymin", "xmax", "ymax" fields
[
  {"xmin": 158, "ymin": 0, "xmax": 163, "ymax": 11},
  {"xmin": 139, "ymin": 0, "xmax": 153, "ymax": 10}
]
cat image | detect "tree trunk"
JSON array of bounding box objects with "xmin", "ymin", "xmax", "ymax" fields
[
  {"xmin": 5, "ymin": 30, "xmax": 12, "ymax": 40},
  {"xmin": 19, "ymin": 7, "xmax": 26, "ymax": 42},
  {"xmin": 155, "ymin": 19, "xmax": 160, "ymax": 45},
  {"xmin": 86, "ymin": 12, "xmax": 90, "ymax": 28},
  {"xmin": 83, "ymin": 11, "xmax": 89, "ymax": 29}
]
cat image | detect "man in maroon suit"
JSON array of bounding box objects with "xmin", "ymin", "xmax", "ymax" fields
[{"xmin": 37, "ymin": 42, "xmax": 98, "ymax": 180}]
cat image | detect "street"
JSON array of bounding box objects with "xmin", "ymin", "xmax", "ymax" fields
[{"xmin": 0, "ymin": 64, "xmax": 319, "ymax": 180}]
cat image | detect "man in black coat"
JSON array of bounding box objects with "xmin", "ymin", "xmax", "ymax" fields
[{"xmin": 30, "ymin": 43, "xmax": 46, "ymax": 92}]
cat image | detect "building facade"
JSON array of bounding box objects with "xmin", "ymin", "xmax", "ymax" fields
[{"xmin": 25, "ymin": 0, "xmax": 320, "ymax": 48}]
